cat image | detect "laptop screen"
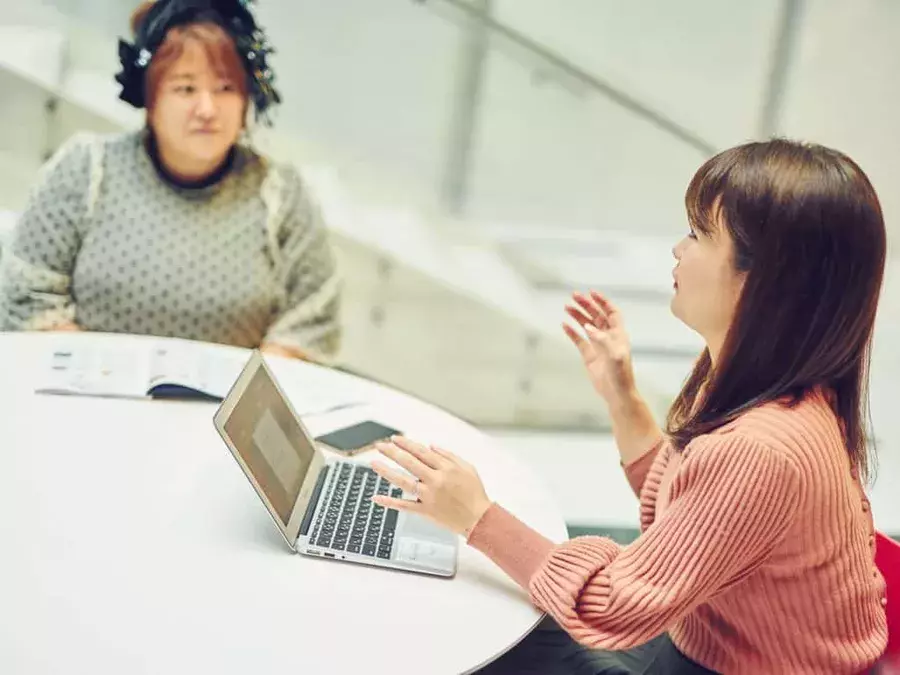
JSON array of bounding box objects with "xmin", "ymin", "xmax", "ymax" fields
[{"xmin": 222, "ymin": 363, "xmax": 317, "ymax": 525}]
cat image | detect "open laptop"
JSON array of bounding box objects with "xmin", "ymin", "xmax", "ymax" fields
[{"xmin": 213, "ymin": 351, "xmax": 458, "ymax": 577}]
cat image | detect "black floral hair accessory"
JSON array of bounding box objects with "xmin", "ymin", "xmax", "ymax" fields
[{"xmin": 115, "ymin": 0, "xmax": 281, "ymax": 122}]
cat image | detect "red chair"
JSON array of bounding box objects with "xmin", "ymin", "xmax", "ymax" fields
[{"xmin": 876, "ymin": 531, "xmax": 900, "ymax": 668}]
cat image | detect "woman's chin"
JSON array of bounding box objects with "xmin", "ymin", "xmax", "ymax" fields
[
  {"xmin": 670, "ymin": 295, "xmax": 687, "ymax": 324},
  {"xmin": 186, "ymin": 144, "xmax": 229, "ymax": 163},
  {"xmin": 185, "ymin": 133, "xmax": 235, "ymax": 156}
]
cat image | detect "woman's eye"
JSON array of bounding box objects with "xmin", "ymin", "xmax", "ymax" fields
[
  {"xmin": 174, "ymin": 85, "xmax": 195, "ymax": 94},
  {"xmin": 688, "ymin": 231, "xmax": 698, "ymax": 240},
  {"xmin": 218, "ymin": 82, "xmax": 236, "ymax": 93}
]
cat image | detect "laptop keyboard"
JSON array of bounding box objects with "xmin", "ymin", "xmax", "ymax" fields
[{"xmin": 309, "ymin": 463, "xmax": 403, "ymax": 559}]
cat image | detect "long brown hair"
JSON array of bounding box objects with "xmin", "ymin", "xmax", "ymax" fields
[{"xmin": 666, "ymin": 139, "xmax": 886, "ymax": 481}]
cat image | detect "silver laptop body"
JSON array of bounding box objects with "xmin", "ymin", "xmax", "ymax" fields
[{"xmin": 213, "ymin": 351, "xmax": 458, "ymax": 577}]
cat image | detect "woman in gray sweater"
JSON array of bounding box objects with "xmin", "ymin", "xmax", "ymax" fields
[{"xmin": 0, "ymin": 0, "xmax": 341, "ymax": 362}]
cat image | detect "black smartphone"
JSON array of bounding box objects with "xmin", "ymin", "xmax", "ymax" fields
[{"xmin": 314, "ymin": 420, "xmax": 402, "ymax": 457}]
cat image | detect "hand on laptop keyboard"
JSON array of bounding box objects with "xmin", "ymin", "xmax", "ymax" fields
[{"xmin": 371, "ymin": 436, "xmax": 492, "ymax": 536}]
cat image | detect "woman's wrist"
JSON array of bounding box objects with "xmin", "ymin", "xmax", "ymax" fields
[
  {"xmin": 606, "ymin": 387, "xmax": 662, "ymax": 465},
  {"xmin": 606, "ymin": 385, "xmax": 646, "ymax": 421},
  {"xmin": 464, "ymin": 498, "xmax": 493, "ymax": 540}
]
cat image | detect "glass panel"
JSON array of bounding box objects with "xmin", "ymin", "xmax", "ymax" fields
[
  {"xmin": 493, "ymin": 0, "xmax": 781, "ymax": 146},
  {"xmin": 467, "ymin": 42, "xmax": 707, "ymax": 236},
  {"xmin": 248, "ymin": 0, "xmax": 462, "ymax": 209}
]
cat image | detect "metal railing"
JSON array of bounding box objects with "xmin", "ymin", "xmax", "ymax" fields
[{"xmin": 420, "ymin": 0, "xmax": 718, "ymax": 156}]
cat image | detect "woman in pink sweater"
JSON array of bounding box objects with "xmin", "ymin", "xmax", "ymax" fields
[{"xmin": 372, "ymin": 139, "xmax": 890, "ymax": 674}]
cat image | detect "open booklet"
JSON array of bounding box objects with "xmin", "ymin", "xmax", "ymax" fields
[{"xmin": 35, "ymin": 338, "xmax": 366, "ymax": 416}]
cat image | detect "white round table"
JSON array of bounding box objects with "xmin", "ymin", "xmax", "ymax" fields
[{"xmin": 0, "ymin": 333, "xmax": 568, "ymax": 675}]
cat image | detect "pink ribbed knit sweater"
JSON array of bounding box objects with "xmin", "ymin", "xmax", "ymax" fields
[{"xmin": 468, "ymin": 391, "xmax": 888, "ymax": 674}]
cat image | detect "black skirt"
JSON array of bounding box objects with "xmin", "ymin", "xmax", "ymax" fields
[{"xmin": 473, "ymin": 616, "xmax": 718, "ymax": 675}]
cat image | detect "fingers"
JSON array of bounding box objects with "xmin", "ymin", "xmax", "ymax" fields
[
  {"xmin": 375, "ymin": 441, "xmax": 434, "ymax": 479},
  {"xmin": 564, "ymin": 313, "xmax": 611, "ymax": 345},
  {"xmin": 590, "ymin": 291, "xmax": 622, "ymax": 327},
  {"xmin": 371, "ymin": 460, "xmax": 418, "ymax": 493},
  {"xmin": 565, "ymin": 306, "xmax": 611, "ymax": 341},
  {"xmin": 563, "ymin": 322, "xmax": 591, "ymax": 356},
  {"xmin": 565, "ymin": 290, "xmax": 623, "ymax": 342},
  {"xmin": 583, "ymin": 322, "xmax": 610, "ymax": 344},
  {"xmin": 428, "ymin": 444, "xmax": 460, "ymax": 464},
  {"xmin": 564, "ymin": 304, "xmax": 593, "ymax": 328},
  {"xmin": 572, "ymin": 291, "xmax": 609, "ymax": 326},
  {"xmin": 566, "ymin": 303, "xmax": 607, "ymax": 332},
  {"xmin": 372, "ymin": 494, "xmax": 423, "ymax": 514},
  {"xmin": 389, "ymin": 435, "xmax": 448, "ymax": 470}
]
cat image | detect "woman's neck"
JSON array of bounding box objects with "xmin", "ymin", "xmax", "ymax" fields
[
  {"xmin": 705, "ymin": 331, "xmax": 727, "ymax": 369},
  {"xmin": 145, "ymin": 131, "xmax": 235, "ymax": 189},
  {"xmin": 160, "ymin": 149, "xmax": 224, "ymax": 182}
]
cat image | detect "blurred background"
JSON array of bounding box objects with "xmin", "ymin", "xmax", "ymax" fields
[{"xmin": 1, "ymin": 0, "xmax": 898, "ymax": 538}]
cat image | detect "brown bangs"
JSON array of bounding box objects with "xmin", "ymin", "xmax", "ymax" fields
[
  {"xmin": 684, "ymin": 149, "xmax": 741, "ymax": 237},
  {"xmin": 144, "ymin": 22, "xmax": 249, "ymax": 110}
]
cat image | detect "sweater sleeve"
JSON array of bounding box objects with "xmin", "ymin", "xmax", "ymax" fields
[
  {"xmin": 472, "ymin": 433, "xmax": 802, "ymax": 651},
  {"xmin": 0, "ymin": 134, "xmax": 96, "ymax": 330},
  {"xmin": 261, "ymin": 164, "xmax": 342, "ymax": 361},
  {"xmin": 636, "ymin": 440, "xmax": 673, "ymax": 532}
]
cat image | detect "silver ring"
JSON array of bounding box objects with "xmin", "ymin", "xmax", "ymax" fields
[{"xmin": 411, "ymin": 478, "xmax": 421, "ymax": 502}]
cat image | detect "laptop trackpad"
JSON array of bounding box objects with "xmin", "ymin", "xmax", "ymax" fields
[
  {"xmin": 395, "ymin": 513, "xmax": 457, "ymax": 565},
  {"xmin": 399, "ymin": 512, "xmax": 456, "ymax": 542}
]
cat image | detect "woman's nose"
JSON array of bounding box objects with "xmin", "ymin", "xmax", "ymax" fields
[{"xmin": 195, "ymin": 91, "xmax": 216, "ymax": 119}]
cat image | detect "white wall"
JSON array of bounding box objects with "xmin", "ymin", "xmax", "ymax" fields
[{"xmin": 780, "ymin": 0, "xmax": 900, "ymax": 250}]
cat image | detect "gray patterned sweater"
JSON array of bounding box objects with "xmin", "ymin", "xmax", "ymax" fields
[{"xmin": 0, "ymin": 131, "xmax": 341, "ymax": 359}]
